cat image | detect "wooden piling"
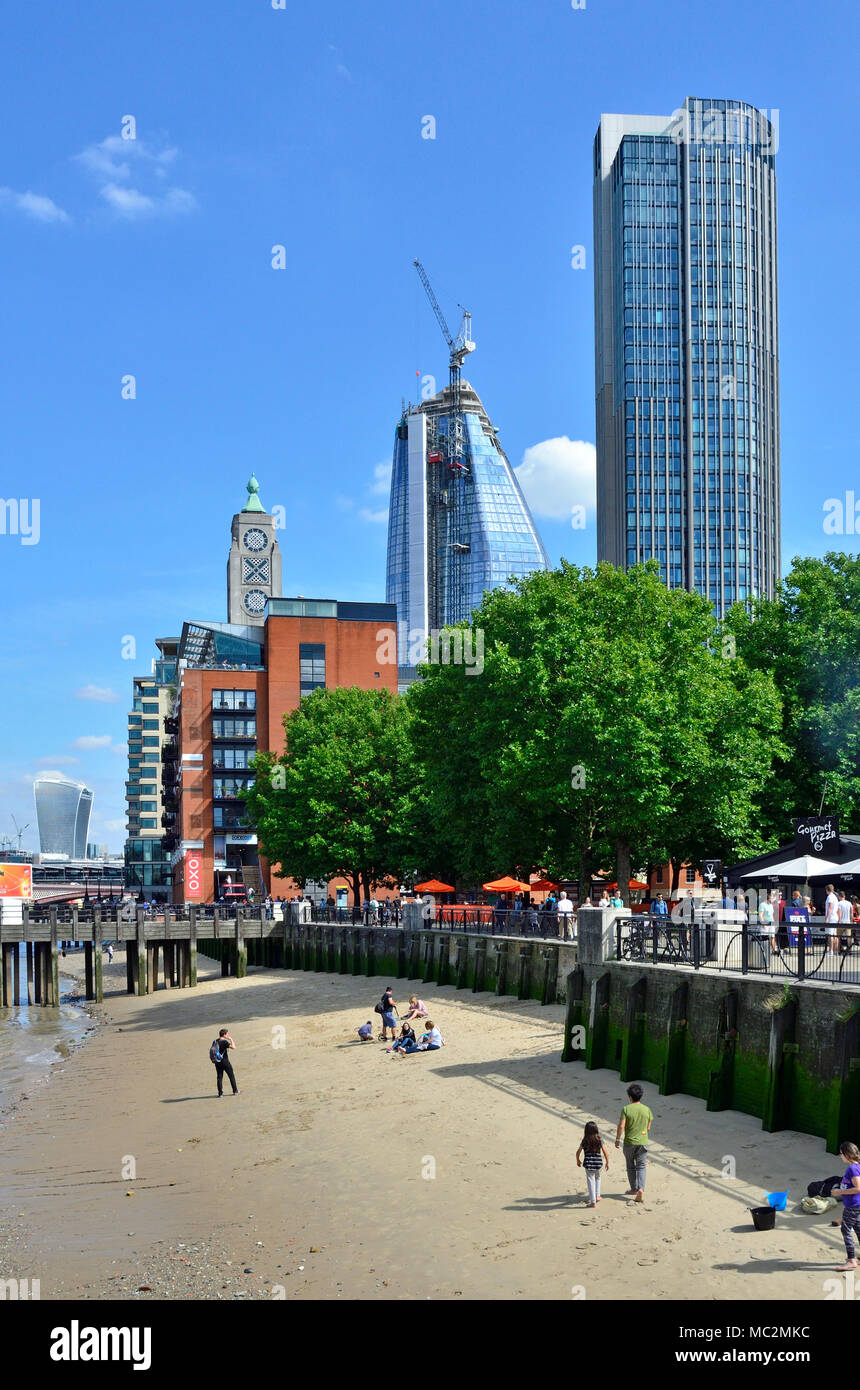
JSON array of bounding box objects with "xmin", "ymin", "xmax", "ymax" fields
[
  {"xmin": 585, "ymin": 972, "xmax": 611, "ymax": 1070},
  {"xmin": 762, "ymin": 992, "xmax": 798, "ymax": 1133},
  {"xmin": 619, "ymin": 975, "xmax": 647, "ymax": 1082},
  {"xmin": 93, "ymin": 917, "xmax": 103, "ymax": 1003},
  {"xmin": 136, "ymin": 911, "xmax": 147, "ymax": 997},
  {"xmin": 561, "ymin": 967, "xmax": 586, "ymax": 1062},
  {"xmin": 235, "ymin": 912, "xmax": 246, "ymax": 979},
  {"xmin": 49, "ymin": 919, "xmax": 59, "ymax": 1006},
  {"xmin": 26, "ymin": 941, "xmax": 34, "ymax": 1005}
]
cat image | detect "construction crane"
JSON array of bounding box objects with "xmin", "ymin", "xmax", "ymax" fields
[
  {"xmin": 11, "ymin": 815, "xmax": 29, "ymax": 851},
  {"xmin": 413, "ymin": 259, "xmax": 475, "ymax": 470}
]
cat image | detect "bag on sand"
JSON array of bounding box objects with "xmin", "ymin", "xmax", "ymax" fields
[
  {"xmin": 801, "ymin": 1195, "xmax": 838, "ymax": 1215},
  {"xmin": 209, "ymin": 1040, "xmax": 222, "ymax": 1064},
  {"xmin": 807, "ymin": 1175, "xmax": 842, "ymax": 1199}
]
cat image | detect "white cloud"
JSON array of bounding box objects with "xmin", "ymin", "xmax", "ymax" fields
[
  {"xmin": 515, "ymin": 437, "xmax": 596, "ymax": 520},
  {"xmin": 0, "ymin": 187, "xmax": 69, "ymax": 223},
  {"xmin": 370, "ymin": 460, "xmax": 391, "ymax": 495},
  {"xmin": 77, "ymin": 134, "xmax": 194, "ymax": 219},
  {"xmin": 71, "ymin": 734, "xmax": 112, "ymax": 750},
  {"xmin": 110, "ymin": 743, "xmax": 128, "ymax": 757},
  {"xmin": 100, "ymin": 183, "xmax": 195, "ymax": 218},
  {"xmin": 76, "ymin": 685, "xmax": 120, "ymax": 703},
  {"xmin": 33, "ymin": 754, "xmax": 80, "ymax": 766},
  {"xmin": 103, "ymin": 818, "xmax": 126, "ymax": 833},
  {"xmin": 358, "ymin": 507, "xmax": 388, "ymax": 525},
  {"xmin": 333, "ymin": 494, "xmax": 355, "ymax": 513}
]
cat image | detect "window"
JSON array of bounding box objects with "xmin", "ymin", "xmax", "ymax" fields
[
  {"xmin": 212, "ymin": 717, "xmax": 257, "ymax": 739},
  {"xmin": 685, "ymin": 866, "xmax": 696, "ymax": 883},
  {"xmin": 142, "ymin": 702, "xmax": 159, "ymax": 713},
  {"xmin": 138, "ymin": 801, "xmax": 157, "ymax": 812},
  {"xmin": 143, "ymin": 752, "xmax": 159, "ymax": 763},
  {"xmin": 300, "ymin": 643, "xmax": 326, "ymax": 698},
  {"xmin": 212, "ymin": 690, "xmax": 257, "ymax": 712},
  {"xmin": 140, "ymin": 819, "xmax": 157, "ymax": 830},
  {"xmin": 142, "ymin": 719, "xmax": 159, "ymax": 730},
  {"xmin": 656, "ymin": 867, "xmax": 663, "ymax": 883},
  {"xmin": 142, "ymin": 737, "xmax": 159, "ymax": 747}
]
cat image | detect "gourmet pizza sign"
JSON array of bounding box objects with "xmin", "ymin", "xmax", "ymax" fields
[{"xmin": 794, "ymin": 815, "xmax": 840, "ymax": 856}]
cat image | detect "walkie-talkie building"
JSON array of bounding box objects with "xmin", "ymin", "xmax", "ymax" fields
[
  {"xmin": 34, "ymin": 772, "xmax": 93, "ymax": 858},
  {"xmin": 386, "ymin": 380, "xmax": 548, "ymax": 684},
  {"xmin": 594, "ymin": 96, "xmax": 780, "ymax": 616}
]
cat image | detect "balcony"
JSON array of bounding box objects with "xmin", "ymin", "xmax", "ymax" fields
[
  {"xmin": 164, "ymin": 716, "xmax": 179, "ymax": 735},
  {"xmin": 214, "ymin": 810, "xmax": 252, "ymax": 831},
  {"xmin": 161, "ymin": 742, "xmax": 178, "ymax": 762}
]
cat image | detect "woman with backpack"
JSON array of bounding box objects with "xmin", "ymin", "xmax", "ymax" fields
[{"xmin": 209, "ymin": 1028, "xmax": 239, "ymax": 1097}]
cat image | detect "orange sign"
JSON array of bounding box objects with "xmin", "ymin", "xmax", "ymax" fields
[{"xmin": 0, "ymin": 863, "xmax": 33, "ymax": 898}]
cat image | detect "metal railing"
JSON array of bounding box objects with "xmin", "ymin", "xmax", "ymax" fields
[{"xmin": 615, "ymin": 914, "xmax": 860, "ymax": 985}]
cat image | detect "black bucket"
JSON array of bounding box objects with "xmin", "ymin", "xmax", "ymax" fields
[{"xmin": 750, "ymin": 1205, "xmax": 776, "ymax": 1231}]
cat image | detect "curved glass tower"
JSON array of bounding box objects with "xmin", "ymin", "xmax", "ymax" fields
[
  {"xmin": 387, "ymin": 380, "xmax": 548, "ymax": 678},
  {"xmin": 34, "ymin": 772, "xmax": 94, "ymax": 857},
  {"xmin": 594, "ymin": 96, "xmax": 780, "ymax": 617}
]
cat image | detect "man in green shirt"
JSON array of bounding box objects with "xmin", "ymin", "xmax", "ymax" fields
[{"xmin": 615, "ymin": 1083, "xmax": 653, "ymax": 1202}]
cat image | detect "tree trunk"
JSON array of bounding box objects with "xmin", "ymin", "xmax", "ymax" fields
[
  {"xmin": 350, "ymin": 871, "xmax": 362, "ymax": 908},
  {"xmin": 670, "ymin": 858, "xmax": 681, "ymax": 896},
  {"xmin": 616, "ymin": 840, "xmax": 631, "ymax": 906}
]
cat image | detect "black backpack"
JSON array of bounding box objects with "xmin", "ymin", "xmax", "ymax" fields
[
  {"xmin": 807, "ymin": 1174, "xmax": 842, "ymax": 1198},
  {"xmin": 209, "ymin": 1039, "xmax": 223, "ymax": 1064}
]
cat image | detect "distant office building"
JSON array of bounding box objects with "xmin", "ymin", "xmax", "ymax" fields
[
  {"xmin": 124, "ymin": 636, "xmax": 179, "ymax": 900},
  {"xmin": 34, "ymin": 773, "xmax": 93, "ymax": 858},
  {"xmin": 594, "ymin": 96, "xmax": 780, "ymax": 616},
  {"xmin": 387, "ymin": 381, "xmax": 548, "ymax": 685}
]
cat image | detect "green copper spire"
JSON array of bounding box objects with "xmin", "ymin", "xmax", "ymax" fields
[{"xmin": 242, "ymin": 473, "xmax": 266, "ymax": 513}]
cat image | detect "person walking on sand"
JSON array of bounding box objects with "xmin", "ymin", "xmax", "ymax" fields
[
  {"xmin": 831, "ymin": 1141, "xmax": 860, "ymax": 1270},
  {"xmin": 615, "ymin": 1083, "xmax": 653, "ymax": 1202},
  {"xmin": 378, "ymin": 986, "xmax": 399, "ymax": 1041},
  {"xmin": 210, "ymin": 1028, "xmax": 240, "ymax": 1097},
  {"xmin": 576, "ymin": 1121, "xmax": 610, "ymax": 1208}
]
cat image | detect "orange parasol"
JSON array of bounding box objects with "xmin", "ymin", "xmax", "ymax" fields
[
  {"xmin": 414, "ymin": 879, "xmax": 456, "ymax": 893},
  {"xmin": 605, "ymin": 879, "xmax": 650, "ymax": 891},
  {"xmin": 483, "ymin": 876, "xmax": 530, "ymax": 893},
  {"xmin": 529, "ymin": 877, "xmax": 559, "ymax": 891}
]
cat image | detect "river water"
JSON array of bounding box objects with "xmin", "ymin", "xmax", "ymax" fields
[{"xmin": 0, "ymin": 947, "xmax": 97, "ymax": 1120}]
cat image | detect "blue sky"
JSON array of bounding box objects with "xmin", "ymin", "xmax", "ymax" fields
[{"xmin": 1, "ymin": 0, "xmax": 857, "ymax": 851}]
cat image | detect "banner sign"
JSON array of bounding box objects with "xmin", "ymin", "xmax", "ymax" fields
[
  {"xmin": 702, "ymin": 859, "xmax": 722, "ymax": 890},
  {"xmin": 794, "ymin": 815, "xmax": 840, "ymax": 855},
  {"xmin": 0, "ymin": 863, "xmax": 32, "ymax": 898},
  {"xmin": 785, "ymin": 905, "xmax": 811, "ymax": 947},
  {"xmin": 184, "ymin": 851, "xmax": 203, "ymax": 901}
]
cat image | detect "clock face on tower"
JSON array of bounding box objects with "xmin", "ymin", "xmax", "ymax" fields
[
  {"xmin": 243, "ymin": 528, "xmax": 268, "ymax": 552},
  {"xmin": 243, "ymin": 589, "xmax": 268, "ymax": 615}
]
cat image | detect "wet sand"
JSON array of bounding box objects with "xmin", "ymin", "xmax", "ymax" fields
[{"xmin": 0, "ymin": 954, "xmax": 850, "ymax": 1300}]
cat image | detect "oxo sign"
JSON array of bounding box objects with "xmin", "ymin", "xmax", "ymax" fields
[{"xmin": 185, "ymin": 852, "xmax": 203, "ymax": 900}]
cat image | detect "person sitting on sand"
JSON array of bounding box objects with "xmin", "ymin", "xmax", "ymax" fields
[
  {"xmin": 396, "ymin": 1020, "xmax": 443, "ymax": 1055},
  {"xmin": 386, "ymin": 1023, "xmax": 416, "ymax": 1054},
  {"xmin": 357, "ymin": 1021, "xmax": 374, "ymax": 1042},
  {"xmin": 831, "ymin": 1140, "xmax": 860, "ymax": 1271},
  {"xmin": 402, "ymin": 995, "xmax": 428, "ymax": 1022}
]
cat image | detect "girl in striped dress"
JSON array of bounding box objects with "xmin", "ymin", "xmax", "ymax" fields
[{"xmin": 576, "ymin": 1121, "xmax": 610, "ymax": 1207}]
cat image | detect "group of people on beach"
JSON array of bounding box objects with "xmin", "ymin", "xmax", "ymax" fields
[{"xmin": 356, "ymin": 989, "xmax": 444, "ymax": 1055}]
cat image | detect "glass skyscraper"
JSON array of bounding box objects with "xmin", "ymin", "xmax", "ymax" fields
[
  {"xmin": 386, "ymin": 380, "xmax": 549, "ymax": 681},
  {"xmin": 594, "ymin": 96, "xmax": 780, "ymax": 616},
  {"xmin": 34, "ymin": 772, "xmax": 93, "ymax": 858}
]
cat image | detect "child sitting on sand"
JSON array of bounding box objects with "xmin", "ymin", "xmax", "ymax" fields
[
  {"xmin": 386, "ymin": 1023, "xmax": 417, "ymax": 1054},
  {"xmin": 357, "ymin": 1021, "xmax": 374, "ymax": 1042},
  {"xmin": 402, "ymin": 995, "xmax": 429, "ymax": 1022},
  {"xmin": 576, "ymin": 1121, "xmax": 610, "ymax": 1207}
]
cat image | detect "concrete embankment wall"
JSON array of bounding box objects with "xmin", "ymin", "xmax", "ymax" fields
[{"xmin": 564, "ymin": 909, "xmax": 860, "ymax": 1152}]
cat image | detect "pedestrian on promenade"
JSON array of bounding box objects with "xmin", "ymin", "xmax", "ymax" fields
[
  {"xmin": 615, "ymin": 1083, "xmax": 653, "ymax": 1203},
  {"xmin": 757, "ymin": 892, "xmax": 777, "ymax": 952},
  {"xmin": 831, "ymin": 1141, "xmax": 860, "ymax": 1271},
  {"xmin": 210, "ymin": 1028, "xmax": 240, "ymax": 1097},
  {"xmin": 651, "ymin": 893, "xmax": 668, "ymax": 916},
  {"xmin": 825, "ymin": 883, "xmax": 840, "ymax": 954},
  {"xmin": 576, "ymin": 1121, "xmax": 610, "ymax": 1207},
  {"xmin": 557, "ymin": 891, "xmax": 575, "ymax": 940},
  {"xmin": 838, "ymin": 891, "xmax": 853, "ymax": 950},
  {"xmin": 377, "ymin": 986, "xmax": 399, "ymax": 1041}
]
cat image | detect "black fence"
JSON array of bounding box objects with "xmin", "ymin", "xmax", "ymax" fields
[{"xmin": 615, "ymin": 914, "xmax": 860, "ymax": 985}]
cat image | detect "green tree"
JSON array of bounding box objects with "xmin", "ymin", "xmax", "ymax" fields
[
  {"xmin": 409, "ymin": 561, "xmax": 786, "ymax": 899},
  {"xmin": 726, "ymin": 552, "xmax": 860, "ymax": 836},
  {"xmin": 242, "ymin": 686, "xmax": 416, "ymax": 903}
]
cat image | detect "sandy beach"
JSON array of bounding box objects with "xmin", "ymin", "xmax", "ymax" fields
[{"xmin": 0, "ymin": 953, "xmax": 850, "ymax": 1301}]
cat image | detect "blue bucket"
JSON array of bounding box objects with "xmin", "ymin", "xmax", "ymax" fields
[{"xmin": 764, "ymin": 1189, "xmax": 789, "ymax": 1211}]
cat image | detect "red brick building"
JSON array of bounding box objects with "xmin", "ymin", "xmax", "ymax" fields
[{"xmin": 170, "ymin": 599, "xmax": 398, "ymax": 905}]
